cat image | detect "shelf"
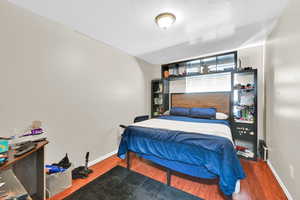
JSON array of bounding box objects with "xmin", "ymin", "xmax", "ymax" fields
[
  {"xmin": 234, "ymin": 70, "xmax": 256, "ymax": 75},
  {"xmin": 0, "ymin": 169, "xmax": 32, "ymax": 200},
  {"xmin": 166, "ymin": 70, "xmax": 234, "ymax": 80},
  {"xmin": 235, "ymin": 139, "xmax": 257, "ymax": 160},
  {"xmin": 0, "ymin": 141, "xmax": 48, "ymax": 171},
  {"xmin": 151, "ymin": 79, "xmax": 169, "ymax": 118},
  {"xmin": 234, "ymin": 119, "xmax": 254, "ymax": 124},
  {"xmin": 232, "ymin": 69, "xmax": 258, "ymax": 161},
  {"xmin": 233, "ymin": 133, "xmax": 256, "ymax": 141},
  {"xmin": 234, "ymin": 88, "xmax": 255, "ymax": 92},
  {"xmin": 232, "ymin": 124, "xmax": 256, "ymax": 141},
  {"xmin": 162, "ymin": 52, "xmax": 237, "ymax": 79},
  {"xmin": 237, "ymin": 154, "xmax": 256, "ymax": 161},
  {"xmin": 233, "ymin": 104, "xmax": 255, "ymax": 107},
  {"xmin": 237, "ymin": 151, "xmax": 255, "ymax": 159}
]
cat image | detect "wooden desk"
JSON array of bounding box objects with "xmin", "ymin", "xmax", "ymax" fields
[{"xmin": 0, "ymin": 141, "xmax": 48, "ymax": 200}]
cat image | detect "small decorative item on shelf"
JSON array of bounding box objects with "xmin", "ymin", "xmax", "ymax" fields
[
  {"xmin": 158, "ymin": 83, "xmax": 162, "ymax": 92},
  {"xmin": 199, "ymin": 66, "xmax": 204, "ymax": 74},
  {"xmin": 168, "ymin": 68, "xmax": 179, "ymax": 78},
  {"xmin": 234, "ymin": 105, "xmax": 254, "ymax": 123},
  {"xmin": 243, "ymin": 67, "xmax": 253, "ymax": 71},
  {"xmin": 164, "ymin": 70, "xmax": 169, "ymax": 78},
  {"xmin": 172, "ymin": 67, "xmax": 179, "ymax": 76},
  {"xmin": 202, "ymin": 64, "xmax": 209, "ymax": 74},
  {"xmin": 234, "ymin": 83, "xmax": 242, "ymax": 89},
  {"xmin": 236, "ymin": 146, "xmax": 255, "ymax": 158},
  {"xmin": 178, "ymin": 65, "xmax": 186, "ymax": 76},
  {"xmin": 234, "ymin": 83, "xmax": 255, "ymax": 91},
  {"xmin": 153, "ymin": 111, "xmax": 162, "ymax": 116},
  {"xmin": 154, "ymin": 97, "xmax": 162, "ymax": 105},
  {"xmin": 168, "ymin": 68, "xmax": 174, "ymax": 76},
  {"xmin": 238, "ymin": 58, "xmax": 242, "ymax": 71},
  {"xmin": 159, "ymin": 107, "xmax": 164, "ymax": 113}
]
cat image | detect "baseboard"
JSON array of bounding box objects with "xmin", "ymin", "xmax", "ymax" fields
[
  {"xmin": 88, "ymin": 149, "xmax": 118, "ymax": 167},
  {"xmin": 267, "ymin": 160, "xmax": 294, "ymax": 200}
]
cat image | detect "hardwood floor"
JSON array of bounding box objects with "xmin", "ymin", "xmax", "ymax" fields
[{"xmin": 48, "ymin": 153, "xmax": 287, "ymax": 200}]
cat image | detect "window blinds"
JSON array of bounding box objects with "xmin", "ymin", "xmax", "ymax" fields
[{"xmin": 169, "ymin": 72, "xmax": 231, "ymax": 93}]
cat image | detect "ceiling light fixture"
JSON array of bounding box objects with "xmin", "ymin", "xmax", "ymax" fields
[{"xmin": 155, "ymin": 12, "xmax": 176, "ymax": 29}]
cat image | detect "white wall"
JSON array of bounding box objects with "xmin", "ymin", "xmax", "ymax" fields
[
  {"xmin": 137, "ymin": 58, "xmax": 161, "ymax": 114},
  {"xmin": 0, "ymin": 0, "xmax": 159, "ymax": 166},
  {"xmin": 265, "ymin": 0, "xmax": 300, "ymax": 198}
]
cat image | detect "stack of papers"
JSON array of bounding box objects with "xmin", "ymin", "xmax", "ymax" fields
[{"xmin": 9, "ymin": 132, "xmax": 47, "ymax": 146}]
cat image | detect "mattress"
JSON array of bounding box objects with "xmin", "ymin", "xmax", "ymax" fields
[{"xmin": 132, "ymin": 117, "xmax": 233, "ymax": 143}]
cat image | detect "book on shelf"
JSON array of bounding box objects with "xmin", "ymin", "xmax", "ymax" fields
[
  {"xmin": 234, "ymin": 119, "xmax": 253, "ymax": 124},
  {"xmin": 236, "ymin": 145, "xmax": 255, "ymax": 158},
  {"xmin": 237, "ymin": 149, "xmax": 255, "ymax": 158}
]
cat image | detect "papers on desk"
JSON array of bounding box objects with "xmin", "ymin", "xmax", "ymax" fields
[{"xmin": 9, "ymin": 132, "xmax": 47, "ymax": 146}]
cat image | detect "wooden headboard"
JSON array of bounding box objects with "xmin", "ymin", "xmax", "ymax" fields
[{"xmin": 171, "ymin": 92, "xmax": 231, "ymax": 115}]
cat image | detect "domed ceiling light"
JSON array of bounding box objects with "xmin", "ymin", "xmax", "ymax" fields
[{"xmin": 155, "ymin": 12, "xmax": 176, "ymax": 29}]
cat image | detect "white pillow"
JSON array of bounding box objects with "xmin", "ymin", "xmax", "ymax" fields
[{"xmin": 216, "ymin": 112, "xmax": 229, "ymax": 120}]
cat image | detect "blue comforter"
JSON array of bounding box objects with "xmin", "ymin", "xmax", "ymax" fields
[{"xmin": 118, "ymin": 117, "xmax": 245, "ymax": 195}]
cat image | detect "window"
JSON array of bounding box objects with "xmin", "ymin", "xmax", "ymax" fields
[
  {"xmin": 169, "ymin": 72, "xmax": 231, "ymax": 93},
  {"xmin": 217, "ymin": 54, "xmax": 235, "ymax": 71},
  {"xmin": 186, "ymin": 60, "xmax": 201, "ymax": 74},
  {"xmin": 186, "ymin": 72, "xmax": 231, "ymax": 93},
  {"xmin": 162, "ymin": 52, "xmax": 237, "ymax": 79},
  {"xmin": 169, "ymin": 78, "xmax": 186, "ymax": 93},
  {"xmin": 202, "ymin": 57, "xmax": 217, "ymax": 72}
]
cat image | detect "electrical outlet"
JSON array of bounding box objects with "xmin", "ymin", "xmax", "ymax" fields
[{"xmin": 289, "ymin": 165, "xmax": 294, "ymax": 179}]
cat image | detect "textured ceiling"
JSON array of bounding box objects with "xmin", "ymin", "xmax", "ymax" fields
[{"xmin": 8, "ymin": 0, "xmax": 288, "ymax": 64}]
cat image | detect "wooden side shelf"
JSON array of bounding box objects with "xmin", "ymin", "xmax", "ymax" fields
[
  {"xmin": 0, "ymin": 141, "xmax": 48, "ymax": 171},
  {"xmin": 0, "ymin": 141, "xmax": 48, "ymax": 200},
  {"xmin": 0, "ymin": 169, "xmax": 32, "ymax": 200}
]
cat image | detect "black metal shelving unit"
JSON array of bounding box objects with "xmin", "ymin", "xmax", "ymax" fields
[
  {"xmin": 231, "ymin": 69, "xmax": 258, "ymax": 160},
  {"xmin": 161, "ymin": 51, "xmax": 237, "ymax": 79},
  {"xmin": 157, "ymin": 51, "xmax": 258, "ymax": 161},
  {"xmin": 151, "ymin": 79, "xmax": 169, "ymax": 118}
]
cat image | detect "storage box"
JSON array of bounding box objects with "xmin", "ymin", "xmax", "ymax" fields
[{"xmin": 46, "ymin": 166, "xmax": 72, "ymax": 198}]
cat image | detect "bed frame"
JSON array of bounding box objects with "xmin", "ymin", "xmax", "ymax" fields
[
  {"xmin": 170, "ymin": 92, "xmax": 231, "ymax": 115},
  {"xmin": 125, "ymin": 92, "xmax": 234, "ymax": 192}
]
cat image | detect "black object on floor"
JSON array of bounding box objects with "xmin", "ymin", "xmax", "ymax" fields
[
  {"xmin": 53, "ymin": 153, "xmax": 72, "ymax": 169},
  {"xmin": 72, "ymin": 152, "xmax": 93, "ymax": 179},
  {"xmin": 64, "ymin": 166, "xmax": 203, "ymax": 200}
]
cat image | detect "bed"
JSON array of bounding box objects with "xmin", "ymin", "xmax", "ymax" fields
[{"xmin": 118, "ymin": 92, "xmax": 245, "ymax": 196}]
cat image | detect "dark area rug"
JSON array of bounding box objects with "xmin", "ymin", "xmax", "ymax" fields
[{"xmin": 64, "ymin": 166, "xmax": 203, "ymax": 200}]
